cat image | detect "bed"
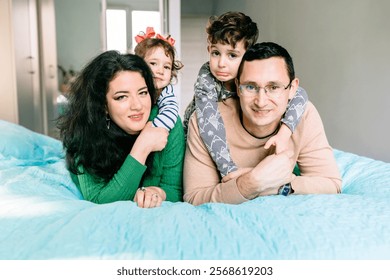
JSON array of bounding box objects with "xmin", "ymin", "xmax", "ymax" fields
[{"xmin": 1, "ymin": 119, "xmax": 389, "ymax": 260}]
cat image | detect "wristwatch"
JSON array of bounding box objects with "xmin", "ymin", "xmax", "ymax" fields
[{"xmin": 278, "ymin": 183, "xmax": 293, "ymax": 196}]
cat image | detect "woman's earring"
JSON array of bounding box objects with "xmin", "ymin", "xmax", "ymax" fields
[{"xmin": 105, "ymin": 115, "xmax": 111, "ymax": 130}]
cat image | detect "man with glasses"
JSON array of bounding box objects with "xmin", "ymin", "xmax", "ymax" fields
[{"xmin": 183, "ymin": 42, "xmax": 341, "ymax": 205}]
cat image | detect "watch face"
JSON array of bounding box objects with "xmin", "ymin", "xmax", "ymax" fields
[{"xmin": 278, "ymin": 183, "xmax": 291, "ymax": 196}]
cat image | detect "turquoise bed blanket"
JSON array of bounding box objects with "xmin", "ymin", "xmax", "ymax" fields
[{"xmin": 1, "ymin": 120, "xmax": 389, "ymax": 259}]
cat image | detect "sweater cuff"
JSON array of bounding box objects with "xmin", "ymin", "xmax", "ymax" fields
[
  {"xmin": 116, "ymin": 155, "xmax": 147, "ymax": 183},
  {"xmin": 221, "ymin": 178, "xmax": 249, "ymax": 204}
]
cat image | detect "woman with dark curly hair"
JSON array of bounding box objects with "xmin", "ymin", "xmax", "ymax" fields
[{"xmin": 57, "ymin": 51, "xmax": 185, "ymax": 208}]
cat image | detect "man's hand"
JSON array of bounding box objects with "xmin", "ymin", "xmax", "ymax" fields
[{"xmin": 236, "ymin": 151, "xmax": 294, "ymax": 199}]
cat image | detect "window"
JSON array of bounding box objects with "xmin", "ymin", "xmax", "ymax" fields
[
  {"xmin": 105, "ymin": 9, "xmax": 161, "ymax": 53},
  {"xmin": 131, "ymin": 10, "xmax": 161, "ymax": 51},
  {"xmin": 106, "ymin": 9, "xmax": 127, "ymax": 53}
]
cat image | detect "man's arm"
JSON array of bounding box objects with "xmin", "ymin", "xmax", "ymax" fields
[
  {"xmin": 236, "ymin": 152, "xmax": 294, "ymax": 198},
  {"xmin": 183, "ymin": 112, "xmax": 248, "ymax": 205},
  {"xmin": 290, "ymin": 102, "xmax": 342, "ymax": 194},
  {"xmin": 184, "ymin": 110, "xmax": 294, "ymax": 205}
]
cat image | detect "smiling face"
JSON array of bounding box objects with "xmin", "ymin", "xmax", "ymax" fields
[
  {"xmin": 143, "ymin": 47, "xmax": 173, "ymax": 94},
  {"xmin": 106, "ymin": 71, "xmax": 152, "ymax": 135},
  {"xmin": 208, "ymin": 40, "xmax": 246, "ymax": 86},
  {"xmin": 237, "ymin": 57, "xmax": 298, "ymax": 137}
]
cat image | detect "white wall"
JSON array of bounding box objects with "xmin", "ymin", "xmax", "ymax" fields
[
  {"xmin": 55, "ymin": 0, "xmax": 103, "ymax": 73},
  {"xmin": 211, "ymin": 0, "xmax": 390, "ymax": 162},
  {"xmin": 0, "ymin": 0, "xmax": 18, "ymax": 124},
  {"xmin": 180, "ymin": 15, "xmax": 209, "ymax": 117}
]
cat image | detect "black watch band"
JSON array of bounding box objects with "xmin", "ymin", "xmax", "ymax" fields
[{"xmin": 278, "ymin": 183, "xmax": 293, "ymax": 196}]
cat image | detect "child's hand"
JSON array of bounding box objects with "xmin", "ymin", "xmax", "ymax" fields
[
  {"xmin": 264, "ymin": 124, "xmax": 292, "ymax": 154},
  {"xmin": 222, "ymin": 168, "xmax": 252, "ymax": 183}
]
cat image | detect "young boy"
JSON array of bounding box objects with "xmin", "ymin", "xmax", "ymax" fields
[{"xmin": 183, "ymin": 11, "xmax": 308, "ymax": 177}]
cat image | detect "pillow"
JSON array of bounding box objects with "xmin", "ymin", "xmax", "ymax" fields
[
  {"xmin": 334, "ymin": 149, "xmax": 390, "ymax": 196},
  {"xmin": 0, "ymin": 120, "xmax": 63, "ymax": 161}
]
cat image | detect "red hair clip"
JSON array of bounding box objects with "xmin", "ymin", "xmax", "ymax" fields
[{"xmin": 135, "ymin": 26, "xmax": 175, "ymax": 46}]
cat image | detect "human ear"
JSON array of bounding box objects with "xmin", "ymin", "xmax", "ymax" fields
[
  {"xmin": 235, "ymin": 78, "xmax": 241, "ymax": 97},
  {"xmin": 288, "ymin": 78, "xmax": 299, "ymax": 99}
]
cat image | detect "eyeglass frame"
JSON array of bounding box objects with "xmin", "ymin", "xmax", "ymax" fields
[{"xmin": 238, "ymin": 81, "xmax": 292, "ymax": 98}]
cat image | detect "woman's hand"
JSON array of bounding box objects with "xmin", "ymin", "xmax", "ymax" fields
[
  {"xmin": 134, "ymin": 186, "xmax": 166, "ymax": 208},
  {"xmin": 138, "ymin": 122, "xmax": 169, "ymax": 152},
  {"xmin": 130, "ymin": 122, "xmax": 169, "ymax": 164}
]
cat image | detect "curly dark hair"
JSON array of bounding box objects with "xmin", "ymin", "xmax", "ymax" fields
[
  {"xmin": 57, "ymin": 51, "xmax": 157, "ymax": 182},
  {"xmin": 206, "ymin": 11, "xmax": 259, "ymax": 49},
  {"xmin": 134, "ymin": 38, "xmax": 183, "ymax": 84}
]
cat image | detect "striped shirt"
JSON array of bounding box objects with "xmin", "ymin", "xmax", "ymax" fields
[{"xmin": 152, "ymin": 84, "xmax": 179, "ymax": 131}]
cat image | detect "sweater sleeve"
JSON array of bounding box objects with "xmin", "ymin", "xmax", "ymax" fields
[
  {"xmin": 290, "ymin": 102, "xmax": 342, "ymax": 194},
  {"xmin": 193, "ymin": 62, "xmax": 237, "ymax": 177},
  {"xmin": 142, "ymin": 115, "xmax": 186, "ymax": 202},
  {"xmin": 74, "ymin": 155, "xmax": 147, "ymax": 204},
  {"xmin": 152, "ymin": 84, "xmax": 179, "ymax": 131},
  {"xmin": 282, "ymin": 86, "xmax": 308, "ymax": 132},
  {"xmin": 183, "ymin": 112, "xmax": 248, "ymax": 205}
]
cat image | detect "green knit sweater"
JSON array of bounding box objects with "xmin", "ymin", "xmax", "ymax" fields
[{"xmin": 71, "ymin": 106, "xmax": 185, "ymax": 204}]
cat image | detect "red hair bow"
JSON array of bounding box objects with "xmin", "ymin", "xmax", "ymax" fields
[
  {"xmin": 135, "ymin": 26, "xmax": 175, "ymax": 46},
  {"xmin": 156, "ymin": 34, "xmax": 175, "ymax": 46}
]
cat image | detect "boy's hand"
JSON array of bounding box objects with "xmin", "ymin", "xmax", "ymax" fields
[
  {"xmin": 222, "ymin": 167, "xmax": 252, "ymax": 183},
  {"xmin": 264, "ymin": 124, "xmax": 292, "ymax": 154}
]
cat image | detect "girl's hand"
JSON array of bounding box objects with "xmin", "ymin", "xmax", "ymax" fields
[{"xmin": 134, "ymin": 186, "xmax": 166, "ymax": 208}]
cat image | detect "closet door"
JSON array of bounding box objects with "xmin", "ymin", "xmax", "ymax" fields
[
  {"xmin": 38, "ymin": 0, "xmax": 59, "ymax": 137},
  {"xmin": 12, "ymin": 0, "xmax": 58, "ymax": 136},
  {"xmin": 12, "ymin": 0, "xmax": 43, "ymax": 133}
]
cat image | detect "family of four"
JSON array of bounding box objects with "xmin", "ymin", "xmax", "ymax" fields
[{"xmin": 58, "ymin": 12, "xmax": 342, "ymax": 208}]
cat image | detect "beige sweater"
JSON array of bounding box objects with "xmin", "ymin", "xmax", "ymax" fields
[{"xmin": 183, "ymin": 98, "xmax": 342, "ymax": 205}]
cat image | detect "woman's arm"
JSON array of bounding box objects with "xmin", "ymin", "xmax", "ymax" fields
[
  {"xmin": 76, "ymin": 118, "xmax": 169, "ymax": 204},
  {"xmin": 75, "ymin": 155, "xmax": 147, "ymax": 204},
  {"xmin": 142, "ymin": 116, "xmax": 186, "ymax": 202}
]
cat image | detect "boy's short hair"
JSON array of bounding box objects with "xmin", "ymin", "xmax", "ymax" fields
[{"xmin": 206, "ymin": 11, "xmax": 259, "ymax": 49}]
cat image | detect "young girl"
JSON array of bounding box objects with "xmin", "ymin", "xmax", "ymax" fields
[
  {"xmin": 134, "ymin": 27, "xmax": 183, "ymax": 132},
  {"xmin": 183, "ymin": 12, "xmax": 308, "ymax": 178}
]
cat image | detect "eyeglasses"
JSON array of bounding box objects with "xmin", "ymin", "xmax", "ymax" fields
[{"xmin": 238, "ymin": 82, "xmax": 292, "ymax": 98}]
